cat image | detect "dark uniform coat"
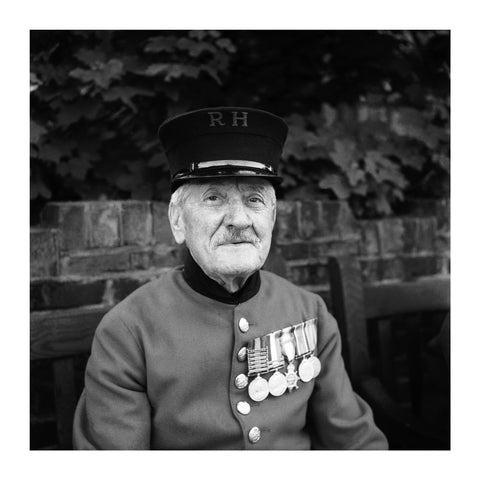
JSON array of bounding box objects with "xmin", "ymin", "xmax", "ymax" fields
[{"xmin": 73, "ymin": 262, "xmax": 388, "ymax": 450}]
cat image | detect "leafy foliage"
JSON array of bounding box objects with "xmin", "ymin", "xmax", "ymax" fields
[{"xmin": 30, "ymin": 30, "xmax": 449, "ymax": 220}]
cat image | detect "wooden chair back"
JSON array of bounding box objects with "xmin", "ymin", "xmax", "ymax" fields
[
  {"xmin": 327, "ymin": 255, "xmax": 450, "ymax": 449},
  {"xmin": 30, "ymin": 305, "xmax": 108, "ymax": 449}
]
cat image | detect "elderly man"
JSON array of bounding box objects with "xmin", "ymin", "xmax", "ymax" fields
[{"xmin": 73, "ymin": 107, "xmax": 388, "ymax": 450}]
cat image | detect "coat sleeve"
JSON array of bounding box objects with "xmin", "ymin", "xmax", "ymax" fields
[
  {"xmin": 307, "ymin": 300, "xmax": 388, "ymax": 450},
  {"xmin": 73, "ymin": 311, "xmax": 151, "ymax": 450}
]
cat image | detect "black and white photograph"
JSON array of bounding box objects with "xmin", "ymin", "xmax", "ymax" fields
[{"xmin": 29, "ymin": 29, "xmax": 452, "ymax": 454}]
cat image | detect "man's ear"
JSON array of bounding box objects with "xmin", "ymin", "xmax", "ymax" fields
[{"xmin": 168, "ymin": 202, "xmax": 186, "ymax": 245}]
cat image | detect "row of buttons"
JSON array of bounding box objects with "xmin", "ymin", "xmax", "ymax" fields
[{"xmin": 236, "ymin": 316, "xmax": 261, "ymax": 444}]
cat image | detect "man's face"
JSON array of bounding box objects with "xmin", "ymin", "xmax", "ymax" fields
[{"xmin": 170, "ymin": 178, "xmax": 276, "ymax": 281}]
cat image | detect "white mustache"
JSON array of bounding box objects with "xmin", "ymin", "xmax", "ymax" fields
[{"xmin": 215, "ymin": 229, "xmax": 260, "ymax": 246}]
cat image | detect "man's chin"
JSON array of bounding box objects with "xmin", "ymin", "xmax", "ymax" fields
[{"xmin": 214, "ymin": 257, "xmax": 263, "ymax": 277}]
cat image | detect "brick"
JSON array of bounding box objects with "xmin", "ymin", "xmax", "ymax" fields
[
  {"xmin": 415, "ymin": 217, "xmax": 437, "ymax": 253},
  {"xmin": 278, "ymin": 242, "xmax": 310, "ymax": 261},
  {"xmin": 263, "ymin": 249, "xmax": 288, "ymax": 277},
  {"xmin": 273, "ymin": 201, "xmax": 300, "ymax": 242},
  {"xmin": 358, "ymin": 221, "xmax": 380, "ymax": 255},
  {"xmin": 298, "ymin": 201, "xmax": 326, "ymax": 239},
  {"xmin": 378, "ymin": 257, "xmax": 404, "ymax": 281},
  {"xmin": 360, "ymin": 258, "xmax": 380, "ymax": 283},
  {"xmin": 30, "ymin": 228, "xmax": 59, "ymax": 278},
  {"xmin": 152, "ymin": 202, "xmax": 174, "ymax": 245},
  {"xmin": 402, "ymin": 255, "xmax": 437, "ymax": 280},
  {"xmin": 61, "ymin": 250, "xmax": 131, "ymax": 276},
  {"xmin": 402, "ymin": 218, "xmax": 417, "ymax": 253},
  {"xmin": 41, "ymin": 202, "xmax": 88, "ymax": 251},
  {"xmin": 436, "ymin": 233, "xmax": 450, "ymax": 254},
  {"xmin": 377, "ymin": 218, "xmax": 404, "ymax": 254},
  {"xmin": 111, "ymin": 277, "xmax": 150, "ymax": 303},
  {"xmin": 310, "ymin": 240, "xmax": 359, "ymax": 259},
  {"xmin": 320, "ymin": 201, "xmax": 358, "ymax": 240},
  {"xmin": 130, "ymin": 250, "xmax": 153, "ymax": 270},
  {"xmin": 435, "ymin": 199, "xmax": 450, "ymax": 233},
  {"xmin": 436, "ymin": 255, "xmax": 450, "ymax": 275},
  {"xmin": 150, "ymin": 245, "xmax": 183, "ymax": 268},
  {"xmin": 406, "ymin": 199, "xmax": 450, "ymax": 232},
  {"xmin": 122, "ymin": 201, "xmax": 153, "ymax": 246},
  {"xmin": 30, "ymin": 278, "xmax": 106, "ymax": 311},
  {"xmin": 288, "ymin": 263, "xmax": 328, "ymax": 286},
  {"xmin": 129, "ymin": 246, "xmax": 182, "ymax": 270},
  {"xmin": 87, "ymin": 202, "xmax": 122, "ymax": 248},
  {"xmin": 336, "ymin": 201, "xmax": 358, "ymax": 239}
]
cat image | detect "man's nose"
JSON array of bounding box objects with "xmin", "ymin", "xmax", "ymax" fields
[{"xmin": 224, "ymin": 200, "xmax": 252, "ymax": 229}]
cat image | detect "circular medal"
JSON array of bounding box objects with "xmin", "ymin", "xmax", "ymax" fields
[
  {"xmin": 298, "ymin": 357, "xmax": 314, "ymax": 383},
  {"xmin": 309, "ymin": 355, "xmax": 322, "ymax": 378},
  {"xmin": 268, "ymin": 371, "xmax": 288, "ymax": 397},
  {"xmin": 248, "ymin": 375, "xmax": 269, "ymax": 402}
]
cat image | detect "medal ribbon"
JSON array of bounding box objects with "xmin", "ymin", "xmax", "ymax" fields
[
  {"xmin": 266, "ymin": 332, "xmax": 285, "ymax": 370},
  {"xmin": 304, "ymin": 318, "xmax": 318, "ymax": 354},
  {"xmin": 247, "ymin": 337, "xmax": 269, "ymax": 376},
  {"xmin": 293, "ymin": 323, "xmax": 310, "ymax": 358}
]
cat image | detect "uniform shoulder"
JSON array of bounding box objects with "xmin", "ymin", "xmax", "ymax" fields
[
  {"xmin": 260, "ymin": 269, "xmax": 325, "ymax": 305},
  {"xmin": 99, "ymin": 267, "xmax": 183, "ymax": 329}
]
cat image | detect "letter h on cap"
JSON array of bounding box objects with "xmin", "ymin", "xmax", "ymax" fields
[{"xmin": 208, "ymin": 111, "xmax": 248, "ymax": 127}]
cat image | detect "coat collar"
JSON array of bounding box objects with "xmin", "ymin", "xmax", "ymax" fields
[{"xmin": 182, "ymin": 249, "xmax": 260, "ymax": 305}]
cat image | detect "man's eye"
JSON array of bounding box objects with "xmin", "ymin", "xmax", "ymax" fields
[
  {"xmin": 205, "ymin": 195, "xmax": 220, "ymax": 202},
  {"xmin": 248, "ymin": 196, "xmax": 264, "ymax": 204}
]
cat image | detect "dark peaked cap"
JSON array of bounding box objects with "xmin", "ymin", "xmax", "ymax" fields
[{"xmin": 158, "ymin": 107, "xmax": 288, "ymax": 190}]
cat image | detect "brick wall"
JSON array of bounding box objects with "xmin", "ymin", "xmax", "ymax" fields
[{"xmin": 31, "ymin": 198, "xmax": 450, "ymax": 311}]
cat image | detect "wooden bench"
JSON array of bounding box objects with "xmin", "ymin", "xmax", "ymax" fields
[
  {"xmin": 30, "ymin": 305, "xmax": 109, "ymax": 449},
  {"xmin": 327, "ymin": 255, "xmax": 450, "ymax": 449}
]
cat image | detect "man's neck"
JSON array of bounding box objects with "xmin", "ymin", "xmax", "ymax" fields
[{"xmin": 182, "ymin": 249, "xmax": 261, "ymax": 304}]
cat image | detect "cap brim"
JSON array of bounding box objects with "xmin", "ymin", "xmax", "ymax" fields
[{"xmin": 171, "ymin": 168, "xmax": 283, "ymax": 191}]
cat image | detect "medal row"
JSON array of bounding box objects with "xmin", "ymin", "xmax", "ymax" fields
[{"xmin": 245, "ymin": 318, "xmax": 321, "ymax": 402}]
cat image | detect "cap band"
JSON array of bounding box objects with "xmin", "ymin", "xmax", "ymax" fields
[{"xmin": 195, "ymin": 160, "xmax": 274, "ymax": 172}]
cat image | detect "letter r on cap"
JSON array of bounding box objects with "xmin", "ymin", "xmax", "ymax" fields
[
  {"xmin": 208, "ymin": 112, "xmax": 226, "ymax": 127},
  {"xmin": 232, "ymin": 111, "xmax": 248, "ymax": 127}
]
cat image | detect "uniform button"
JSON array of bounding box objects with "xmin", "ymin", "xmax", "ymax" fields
[
  {"xmin": 238, "ymin": 317, "xmax": 249, "ymax": 333},
  {"xmin": 234, "ymin": 374, "xmax": 248, "ymax": 390},
  {"xmin": 248, "ymin": 426, "xmax": 261, "ymax": 444},
  {"xmin": 236, "ymin": 401, "xmax": 251, "ymax": 415},
  {"xmin": 237, "ymin": 347, "xmax": 247, "ymax": 362}
]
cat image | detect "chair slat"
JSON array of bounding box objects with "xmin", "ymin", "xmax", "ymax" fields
[
  {"xmin": 53, "ymin": 358, "xmax": 77, "ymax": 450},
  {"xmin": 364, "ymin": 277, "xmax": 450, "ymax": 319},
  {"xmin": 30, "ymin": 305, "xmax": 108, "ymax": 360}
]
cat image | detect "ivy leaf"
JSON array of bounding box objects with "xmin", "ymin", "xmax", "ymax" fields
[
  {"xmin": 70, "ymin": 59, "xmax": 124, "ymax": 89},
  {"xmin": 319, "ymin": 173, "xmax": 350, "ymax": 199},
  {"xmin": 68, "ymin": 156, "xmax": 91, "ymax": 180},
  {"xmin": 216, "ymin": 37, "xmax": 237, "ymax": 53},
  {"xmin": 30, "ymin": 120, "xmax": 47, "ymax": 144},
  {"xmin": 329, "ymin": 138, "xmax": 357, "ymax": 170},
  {"xmin": 30, "ymin": 72, "xmax": 42, "ymax": 92},
  {"xmin": 143, "ymin": 63, "xmax": 195, "ymax": 80},
  {"xmin": 102, "ymin": 86, "xmax": 154, "ymax": 111},
  {"xmin": 177, "ymin": 37, "xmax": 217, "ymax": 57},
  {"xmin": 364, "ymin": 151, "xmax": 408, "ymax": 188},
  {"xmin": 30, "ymin": 174, "xmax": 51, "ymax": 199},
  {"xmin": 144, "ymin": 36, "xmax": 178, "ymax": 54},
  {"xmin": 200, "ymin": 65, "xmax": 222, "ymax": 84},
  {"xmin": 432, "ymin": 152, "xmax": 450, "ymax": 173},
  {"xmin": 148, "ymin": 151, "xmax": 167, "ymax": 167},
  {"xmin": 56, "ymin": 98, "xmax": 101, "ymax": 127},
  {"xmin": 75, "ymin": 48, "xmax": 107, "ymax": 66}
]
